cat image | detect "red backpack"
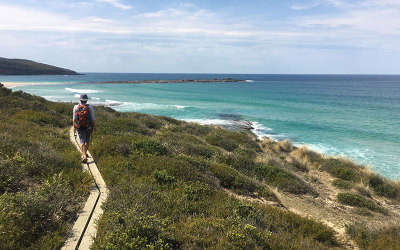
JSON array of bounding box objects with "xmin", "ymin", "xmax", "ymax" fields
[{"xmin": 74, "ymin": 104, "xmax": 92, "ymax": 129}]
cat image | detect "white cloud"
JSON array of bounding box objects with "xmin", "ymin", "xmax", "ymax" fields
[
  {"xmin": 96, "ymin": 0, "xmax": 131, "ymax": 10},
  {"xmin": 299, "ymin": 1, "xmax": 400, "ymax": 36},
  {"xmin": 291, "ymin": 0, "xmax": 324, "ymax": 10},
  {"xmin": 1, "ymin": 1, "xmax": 400, "ymax": 73}
]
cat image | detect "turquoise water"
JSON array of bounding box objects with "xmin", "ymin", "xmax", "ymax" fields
[{"xmin": 2, "ymin": 73, "xmax": 399, "ymax": 179}]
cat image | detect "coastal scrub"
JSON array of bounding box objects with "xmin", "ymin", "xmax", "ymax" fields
[{"xmin": 0, "ymin": 84, "xmax": 91, "ymax": 249}]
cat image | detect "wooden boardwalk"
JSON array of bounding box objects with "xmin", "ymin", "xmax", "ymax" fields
[{"xmin": 62, "ymin": 127, "xmax": 109, "ymax": 250}]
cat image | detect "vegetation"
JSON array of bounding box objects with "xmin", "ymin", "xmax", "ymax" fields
[
  {"xmin": 337, "ymin": 193, "xmax": 387, "ymax": 214},
  {"xmin": 89, "ymin": 106, "xmax": 339, "ymax": 249},
  {"xmin": 0, "ymin": 84, "xmax": 90, "ymax": 249},
  {"xmin": 259, "ymin": 137, "xmax": 400, "ymax": 200},
  {"xmin": 2, "ymin": 84, "xmax": 399, "ymax": 249},
  {"xmin": 333, "ymin": 179, "xmax": 353, "ymax": 190},
  {"xmin": 346, "ymin": 224, "xmax": 400, "ymax": 250},
  {"xmin": 0, "ymin": 57, "xmax": 79, "ymax": 75}
]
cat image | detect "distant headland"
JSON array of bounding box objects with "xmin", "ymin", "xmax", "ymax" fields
[
  {"xmin": 0, "ymin": 57, "xmax": 81, "ymax": 75},
  {"xmin": 101, "ymin": 78, "xmax": 245, "ymax": 84}
]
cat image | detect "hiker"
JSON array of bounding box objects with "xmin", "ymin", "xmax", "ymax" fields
[{"xmin": 73, "ymin": 94, "xmax": 97, "ymax": 163}]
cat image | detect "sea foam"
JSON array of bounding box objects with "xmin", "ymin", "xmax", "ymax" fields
[
  {"xmin": 184, "ymin": 119, "xmax": 280, "ymax": 140},
  {"xmin": 104, "ymin": 100, "xmax": 188, "ymax": 111},
  {"xmin": 65, "ymin": 87, "xmax": 102, "ymax": 94}
]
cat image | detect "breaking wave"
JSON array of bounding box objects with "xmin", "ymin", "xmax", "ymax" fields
[
  {"xmin": 65, "ymin": 87, "xmax": 102, "ymax": 94},
  {"xmin": 104, "ymin": 100, "xmax": 189, "ymax": 111}
]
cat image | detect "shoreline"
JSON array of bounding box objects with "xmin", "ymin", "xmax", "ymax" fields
[{"xmin": 1, "ymin": 82, "xmax": 61, "ymax": 88}]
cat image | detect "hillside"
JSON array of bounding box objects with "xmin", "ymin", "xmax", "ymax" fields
[
  {"xmin": 0, "ymin": 83, "xmax": 399, "ymax": 249},
  {"xmin": 0, "ymin": 84, "xmax": 90, "ymax": 249},
  {"xmin": 0, "ymin": 57, "xmax": 80, "ymax": 75}
]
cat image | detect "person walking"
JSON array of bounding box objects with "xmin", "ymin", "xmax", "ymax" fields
[{"xmin": 73, "ymin": 94, "xmax": 97, "ymax": 163}]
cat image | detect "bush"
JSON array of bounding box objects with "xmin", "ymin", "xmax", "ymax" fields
[
  {"xmin": 101, "ymin": 117, "xmax": 152, "ymax": 135},
  {"xmin": 209, "ymin": 163, "xmax": 277, "ymax": 201},
  {"xmin": 132, "ymin": 138, "xmax": 167, "ymax": 156},
  {"xmin": 368, "ymin": 175, "xmax": 398, "ymax": 199},
  {"xmin": 154, "ymin": 170, "xmax": 176, "ymax": 184},
  {"xmin": 160, "ymin": 132, "xmax": 217, "ymax": 158},
  {"xmin": 206, "ymin": 130, "xmax": 239, "ymax": 152},
  {"xmin": 0, "ymin": 86, "xmax": 90, "ymax": 249},
  {"xmin": 346, "ymin": 224, "xmax": 400, "ymax": 249},
  {"xmin": 258, "ymin": 164, "xmax": 317, "ymax": 196},
  {"xmin": 321, "ymin": 158, "xmax": 361, "ymax": 182},
  {"xmin": 12, "ymin": 110, "xmax": 63, "ymax": 127},
  {"xmin": 333, "ymin": 179, "xmax": 353, "ymax": 190},
  {"xmin": 92, "ymin": 214, "xmax": 171, "ymax": 250},
  {"xmin": 0, "ymin": 173, "xmax": 82, "ymax": 249},
  {"xmin": 184, "ymin": 182, "xmax": 212, "ymax": 201},
  {"xmin": 222, "ymin": 147, "xmax": 258, "ymax": 174},
  {"xmin": 0, "ymin": 157, "xmax": 25, "ymax": 193},
  {"xmin": 207, "ymin": 129, "xmax": 260, "ymax": 153},
  {"xmin": 337, "ymin": 193, "xmax": 387, "ymax": 214},
  {"xmin": 91, "ymin": 135, "xmax": 133, "ymax": 158}
]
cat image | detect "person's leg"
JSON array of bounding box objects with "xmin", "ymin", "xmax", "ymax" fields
[
  {"xmin": 78, "ymin": 128, "xmax": 89, "ymax": 162},
  {"xmin": 85, "ymin": 130, "xmax": 92, "ymax": 157},
  {"xmin": 84, "ymin": 142, "xmax": 89, "ymax": 156},
  {"xmin": 81, "ymin": 143, "xmax": 87, "ymax": 158}
]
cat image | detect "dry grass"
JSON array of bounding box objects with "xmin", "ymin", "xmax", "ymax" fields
[
  {"xmin": 354, "ymin": 182, "xmax": 373, "ymax": 198},
  {"xmin": 255, "ymin": 154, "xmax": 284, "ymax": 169},
  {"xmin": 272, "ymin": 139, "xmax": 293, "ymax": 153},
  {"xmin": 259, "ymin": 137, "xmax": 275, "ymax": 149},
  {"xmin": 287, "ymin": 147, "xmax": 317, "ymax": 172}
]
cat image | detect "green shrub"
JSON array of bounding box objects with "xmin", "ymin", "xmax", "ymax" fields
[
  {"xmin": 184, "ymin": 182, "xmax": 212, "ymax": 201},
  {"xmin": 337, "ymin": 193, "xmax": 387, "ymax": 214},
  {"xmin": 91, "ymin": 135, "xmax": 133, "ymax": 158},
  {"xmin": 0, "ymin": 84, "xmax": 12, "ymax": 97},
  {"xmin": 132, "ymin": 139, "xmax": 167, "ymax": 156},
  {"xmin": 159, "ymin": 115, "xmax": 182, "ymax": 125},
  {"xmin": 101, "ymin": 117, "xmax": 152, "ymax": 135},
  {"xmin": 321, "ymin": 158, "xmax": 360, "ymax": 182},
  {"xmin": 235, "ymin": 202, "xmax": 255, "ymax": 218},
  {"xmin": 346, "ymin": 224, "xmax": 400, "ymax": 249},
  {"xmin": 259, "ymin": 164, "xmax": 317, "ymax": 195},
  {"xmin": 209, "ymin": 163, "xmax": 277, "ymax": 201},
  {"xmin": 160, "ymin": 132, "xmax": 217, "ymax": 158},
  {"xmin": 0, "ymin": 85, "xmax": 89, "ymax": 249},
  {"xmin": 0, "ymin": 157, "xmax": 25, "ymax": 193},
  {"xmin": 368, "ymin": 175, "xmax": 398, "ymax": 199},
  {"xmin": 222, "ymin": 147, "xmax": 258, "ymax": 174},
  {"xmin": 12, "ymin": 110, "xmax": 63, "ymax": 127},
  {"xmin": 0, "ymin": 173, "xmax": 82, "ymax": 249},
  {"xmin": 333, "ymin": 179, "xmax": 353, "ymax": 190},
  {"xmin": 141, "ymin": 115, "xmax": 163, "ymax": 129},
  {"xmin": 206, "ymin": 130, "xmax": 239, "ymax": 151},
  {"xmin": 178, "ymin": 122, "xmax": 213, "ymax": 136},
  {"xmin": 93, "ymin": 214, "xmax": 171, "ymax": 250},
  {"xmin": 209, "ymin": 163, "xmax": 253, "ymax": 189},
  {"xmin": 154, "ymin": 170, "xmax": 176, "ymax": 184}
]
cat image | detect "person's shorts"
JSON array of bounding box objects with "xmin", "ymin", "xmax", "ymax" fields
[{"xmin": 77, "ymin": 128, "xmax": 92, "ymax": 144}]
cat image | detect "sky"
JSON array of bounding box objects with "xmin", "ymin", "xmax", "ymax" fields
[{"xmin": 1, "ymin": 0, "xmax": 400, "ymax": 74}]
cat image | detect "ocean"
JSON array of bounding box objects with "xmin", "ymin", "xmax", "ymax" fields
[{"xmin": 2, "ymin": 73, "xmax": 399, "ymax": 179}]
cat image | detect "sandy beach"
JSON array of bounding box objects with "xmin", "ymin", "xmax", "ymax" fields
[{"xmin": 1, "ymin": 82, "xmax": 60, "ymax": 88}]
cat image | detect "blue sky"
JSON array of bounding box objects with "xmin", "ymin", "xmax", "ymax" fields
[{"xmin": 1, "ymin": 0, "xmax": 399, "ymax": 73}]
